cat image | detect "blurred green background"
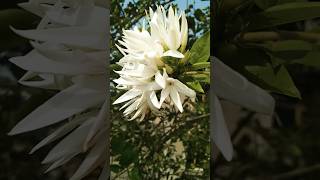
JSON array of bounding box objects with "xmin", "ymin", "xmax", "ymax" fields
[{"xmin": 213, "ymin": 0, "xmax": 320, "ymax": 179}]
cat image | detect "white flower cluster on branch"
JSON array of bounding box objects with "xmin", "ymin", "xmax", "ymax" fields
[
  {"xmin": 113, "ymin": 6, "xmax": 196, "ymax": 121},
  {"xmin": 9, "ymin": 0, "xmax": 109, "ymax": 179}
]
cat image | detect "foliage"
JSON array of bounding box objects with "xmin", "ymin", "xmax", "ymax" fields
[
  {"xmin": 214, "ymin": 0, "xmax": 320, "ymax": 98},
  {"xmin": 214, "ymin": 0, "xmax": 320, "ymax": 179}
]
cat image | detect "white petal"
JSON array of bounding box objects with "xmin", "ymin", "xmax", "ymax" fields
[
  {"xmin": 18, "ymin": 72, "xmax": 71, "ymax": 90},
  {"xmin": 70, "ymin": 133, "xmax": 106, "ymax": 180},
  {"xmin": 46, "ymin": 2, "xmax": 95, "ymax": 26},
  {"xmin": 84, "ymin": 100, "xmax": 107, "ymax": 148},
  {"xmin": 149, "ymin": 91, "xmax": 160, "ymax": 109},
  {"xmin": 42, "ymin": 119, "xmax": 93, "ymax": 164},
  {"xmin": 174, "ymin": 79, "xmax": 196, "ymax": 98},
  {"xmin": 18, "ymin": 2, "xmax": 46, "ymax": 17},
  {"xmin": 160, "ymin": 88, "xmax": 170, "ymax": 106},
  {"xmin": 212, "ymin": 57, "xmax": 275, "ymax": 115},
  {"xmin": 45, "ymin": 153, "xmax": 77, "ymax": 173},
  {"xmin": 120, "ymin": 99, "xmax": 136, "ymax": 110},
  {"xmin": 29, "ymin": 111, "xmax": 94, "ymax": 154},
  {"xmin": 10, "ymin": 50, "xmax": 105, "ymax": 75},
  {"xmin": 11, "ymin": 25, "xmax": 107, "ymax": 50},
  {"xmin": 162, "ymin": 50, "xmax": 184, "ymax": 58},
  {"xmin": 211, "ymin": 94, "xmax": 233, "ymax": 161},
  {"xmin": 113, "ymin": 89, "xmax": 142, "ymax": 105},
  {"xmin": 169, "ymin": 87, "xmax": 183, "ymax": 112},
  {"xmin": 8, "ymin": 84, "xmax": 104, "ymax": 135},
  {"xmin": 155, "ymin": 71, "xmax": 166, "ymax": 88},
  {"xmin": 130, "ymin": 105, "xmax": 145, "ymax": 120},
  {"xmin": 123, "ymin": 99, "xmax": 140, "ymax": 116},
  {"xmin": 180, "ymin": 12, "xmax": 188, "ymax": 52},
  {"xmin": 98, "ymin": 163, "xmax": 109, "ymax": 180}
]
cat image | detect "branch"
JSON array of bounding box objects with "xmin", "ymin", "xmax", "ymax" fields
[
  {"xmin": 271, "ymin": 164, "xmax": 320, "ymax": 180},
  {"xmin": 237, "ymin": 31, "xmax": 320, "ymax": 43}
]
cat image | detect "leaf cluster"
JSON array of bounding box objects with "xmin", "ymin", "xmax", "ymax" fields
[{"xmin": 214, "ymin": 0, "xmax": 320, "ymax": 98}]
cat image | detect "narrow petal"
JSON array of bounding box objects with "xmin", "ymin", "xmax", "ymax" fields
[
  {"xmin": 42, "ymin": 120, "xmax": 93, "ymax": 164},
  {"xmin": 149, "ymin": 91, "xmax": 160, "ymax": 109},
  {"xmin": 160, "ymin": 88, "xmax": 170, "ymax": 106},
  {"xmin": 113, "ymin": 89, "xmax": 142, "ymax": 105},
  {"xmin": 70, "ymin": 134, "xmax": 106, "ymax": 180},
  {"xmin": 169, "ymin": 87, "xmax": 183, "ymax": 112},
  {"xmin": 180, "ymin": 12, "xmax": 188, "ymax": 52},
  {"xmin": 212, "ymin": 57, "xmax": 275, "ymax": 115},
  {"xmin": 84, "ymin": 100, "xmax": 108, "ymax": 148},
  {"xmin": 155, "ymin": 71, "xmax": 166, "ymax": 88},
  {"xmin": 9, "ymin": 50, "xmax": 105, "ymax": 75},
  {"xmin": 8, "ymin": 84, "xmax": 105, "ymax": 135},
  {"xmin": 11, "ymin": 26, "xmax": 107, "ymax": 50},
  {"xmin": 29, "ymin": 111, "xmax": 94, "ymax": 154},
  {"xmin": 211, "ymin": 94, "xmax": 233, "ymax": 161},
  {"xmin": 162, "ymin": 50, "xmax": 184, "ymax": 58},
  {"xmin": 98, "ymin": 163, "xmax": 109, "ymax": 180},
  {"xmin": 174, "ymin": 79, "xmax": 196, "ymax": 98}
]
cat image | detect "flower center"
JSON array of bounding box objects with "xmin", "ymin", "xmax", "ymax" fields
[{"xmin": 167, "ymin": 78, "xmax": 175, "ymax": 86}]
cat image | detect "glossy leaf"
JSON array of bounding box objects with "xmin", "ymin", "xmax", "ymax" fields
[
  {"xmin": 188, "ymin": 31, "xmax": 210, "ymax": 64},
  {"xmin": 248, "ymin": 2, "xmax": 320, "ymax": 30},
  {"xmin": 187, "ymin": 81, "xmax": 204, "ymax": 93},
  {"xmin": 246, "ymin": 64, "xmax": 301, "ymax": 98},
  {"xmin": 191, "ymin": 62, "xmax": 210, "ymax": 70}
]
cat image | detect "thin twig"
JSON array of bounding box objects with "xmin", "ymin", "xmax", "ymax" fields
[
  {"xmin": 237, "ymin": 31, "xmax": 320, "ymax": 43},
  {"xmin": 272, "ymin": 164, "xmax": 320, "ymax": 180}
]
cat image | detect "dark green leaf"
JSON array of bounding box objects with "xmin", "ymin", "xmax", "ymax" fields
[
  {"xmin": 246, "ymin": 64, "xmax": 301, "ymax": 98},
  {"xmin": 292, "ymin": 51, "xmax": 320, "ymax": 68},
  {"xmin": 189, "ymin": 31, "xmax": 210, "ymax": 64},
  {"xmin": 261, "ymin": 40, "xmax": 313, "ymax": 52},
  {"xmin": 187, "ymin": 81, "xmax": 204, "ymax": 93},
  {"xmin": 254, "ymin": 0, "xmax": 278, "ymax": 9},
  {"xmin": 248, "ymin": 2, "xmax": 320, "ymax": 30},
  {"xmin": 191, "ymin": 62, "xmax": 210, "ymax": 70},
  {"xmin": 128, "ymin": 167, "xmax": 142, "ymax": 180},
  {"xmin": 188, "ymin": 73, "xmax": 210, "ymax": 83}
]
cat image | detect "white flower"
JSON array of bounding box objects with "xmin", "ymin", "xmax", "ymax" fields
[
  {"xmin": 9, "ymin": 1, "xmax": 109, "ymax": 179},
  {"xmin": 148, "ymin": 5, "xmax": 188, "ymax": 53},
  {"xmin": 155, "ymin": 69, "xmax": 196, "ymax": 112},
  {"xmin": 113, "ymin": 5, "xmax": 195, "ymax": 120}
]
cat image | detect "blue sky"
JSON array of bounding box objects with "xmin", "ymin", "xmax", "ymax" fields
[
  {"xmin": 176, "ymin": 0, "xmax": 210, "ymax": 10},
  {"xmin": 124, "ymin": 0, "xmax": 209, "ymax": 10}
]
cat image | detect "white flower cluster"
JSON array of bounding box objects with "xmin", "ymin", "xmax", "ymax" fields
[
  {"xmin": 9, "ymin": 0, "xmax": 108, "ymax": 179},
  {"xmin": 113, "ymin": 6, "xmax": 196, "ymax": 121}
]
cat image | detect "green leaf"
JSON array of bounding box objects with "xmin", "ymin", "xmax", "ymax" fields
[
  {"xmin": 110, "ymin": 164, "xmax": 122, "ymax": 173},
  {"xmin": 128, "ymin": 167, "xmax": 142, "ymax": 180},
  {"xmin": 188, "ymin": 31, "xmax": 210, "ymax": 64},
  {"xmin": 253, "ymin": 40, "xmax": 314, "ymax": 65},
  {"xmin": 191, "ymin": 62, "xmax": 210, "ymax": 70},
  {"xmin": 292, "ymin": 51, "xmax": 320, "ymax": 68},
  {"xmin": 111, "ymin": 136, "xmax": 139, "ymax": 167},
  {"xmin": 254, "ymin": 0, "xmax": 278, "ymax": 9},
  {"xmin": 254, "ymin": 41, "xmax": 320, "ymax": 67},
  {"xmin": 188, "ymin": 73, "xmax": 210, "ymax": 84},
  {"xmin": 254, "ymin": 0, "xmax": 308, "ymax": 9},
  {"xmin": 194, "ymin": 9, "xmax": 206, "ymax": 21},
  {"xmin": 248, "ymin": 2, "xmax": 320, "ymax": 30},
  {"xmin": 187, "ymin": 81, "xmax": 204, "ymax": 93},
  {"xmin": 261, "ymin": 40, "xmax": 313, "ymax": 52},
  {"xmin": 246, "ymin": 64, "xmax": 301, "ymax": 98}
]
